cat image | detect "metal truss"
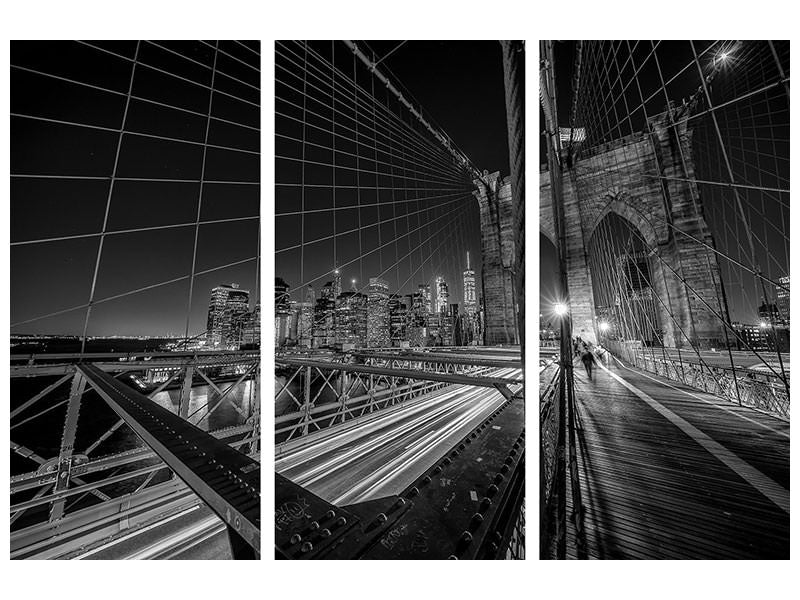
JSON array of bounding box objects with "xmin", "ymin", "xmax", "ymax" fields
[
  {"xmin": 275, "ymin": 353, "xmax": 522, "ymax": 442},
  {"xmin": 10, "ymin": 351, "xmax": 260, "ymax": 559},
  {"xmin": 79, "ymin": 364, "xmax": 259, "ymax": 558}
]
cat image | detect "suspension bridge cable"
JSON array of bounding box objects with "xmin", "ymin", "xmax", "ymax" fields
[
  {"xmin": 11, "ymin": 63, "xmax": 259, "ymax": 132},
  {"xmin": 80, "ymin": 41, "xmax": 141, "ymax": 354},
  {"xmin": 183, "ymin": 41, "xmax": 219, "ymax": 341}
]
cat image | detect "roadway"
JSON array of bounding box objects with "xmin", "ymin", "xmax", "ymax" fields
[
  {"xmin": 655, "ymin": 348, "xmax": 790, "ymax": 372},
  {"xmin": 79, "ymin": 504, "xmax": 231, "ymax": 560},
  {"xmin": 276, "ymin": 368, "xmax": 522, "ymax": 506}
]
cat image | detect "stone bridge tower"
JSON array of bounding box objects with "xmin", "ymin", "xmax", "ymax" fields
[
  {"xmin": 540, "ymin": 111, "xmax": 727, "ymax": 349},
  {"xmin": 474, "ymin": 171, "xmax": 519, "ymax": 346}
]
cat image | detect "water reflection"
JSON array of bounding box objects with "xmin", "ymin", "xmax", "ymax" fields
[{"xmin": 150, "ymin": 380, "xmax": 255, "ymax": 432}]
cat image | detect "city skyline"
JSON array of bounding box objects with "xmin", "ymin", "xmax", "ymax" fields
[
  {"xmin": 275, "ymin": 41, "xmax": 506, "ymax": 318},
  {"xmin": 275, "ymin": 250, "xmax": 483, "ymax": 349},
  {"xmin": 275, "ymin": 250, "xmax": 479, "ymax": 308}
]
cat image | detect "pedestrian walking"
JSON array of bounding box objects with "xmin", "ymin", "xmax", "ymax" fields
[{"xmin": 581, "ymin": 348, "xmax": 597, "ymax": 380}]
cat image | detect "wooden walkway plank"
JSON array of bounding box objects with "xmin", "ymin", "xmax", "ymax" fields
[{"xmin": 565, "ymin": 358, "xmax": 790, "ymax": 560}]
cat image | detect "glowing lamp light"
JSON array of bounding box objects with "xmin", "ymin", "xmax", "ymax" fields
[
  {"xmin": 599, "ymin": 321, "xmax": 610, "ymax": 332},
  {"xmin": 554, "ymin": 303, "xmax": 567, "ymax": 317},
  {"xmin": 720, "ymin": 52, "xmax": 729, "ymax": 61},
  {"xmin": 760, "ymin": 321, "xmax": 768, "ymax": 328}
]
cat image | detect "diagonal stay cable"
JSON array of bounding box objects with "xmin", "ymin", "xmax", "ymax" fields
[
  {"xmin": 277, "ymin": 195, "xmax": 465, "ymax": 255},
  {"xmin": 11, "ymin": 63, "xmax": 258, "ymax": 132},
  {"xmin": 183, "ymin": 41, "xmax": 219, "ymax": 340},
  {"xmin": 79, "ymin": 41, "xmax": 141, "ymax": 354},
  {"xmin": 11, "ymin": 255, "xmax": 258, "ymax": 329},
  {"xmin": 11, "ymin": 215, "xmax": 259, "ymax": 247},
  {"xmin": 11, "ymin": 112, "xmax": 259, "ymax": 156}
]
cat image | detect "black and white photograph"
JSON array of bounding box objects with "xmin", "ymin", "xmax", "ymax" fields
[
  {"xmin": 539, "ymin": 40, "xmax": 789, "ymax": 559},
  {"xmin": 9, "ymin": 40, "xmax": 261, "ymax": 559},
  {"xmin": 274, "ymin": 40, "xmax": 525, "ymax": 559}
]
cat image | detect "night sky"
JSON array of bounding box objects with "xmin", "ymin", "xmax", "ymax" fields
[
  {"xmin": 10, "ymin": 40, "xmax": 260, "ymax": 337},
  {"xmin": 275, "ymin": 40, "xmax": 511, "ymax": 307},
  {"xmin": 540, "ymin": 40, "xmax": 789, "ymax": 326}
]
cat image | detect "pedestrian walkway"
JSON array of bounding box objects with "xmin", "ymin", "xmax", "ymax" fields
[{"xmin": 567, "ymin": 356, "xmax": 790, "ymax": 559}]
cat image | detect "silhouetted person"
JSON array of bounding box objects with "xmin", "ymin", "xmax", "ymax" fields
[{"xmin": 581, "ymin": 349, "xmax": 596, "ymax": 380}]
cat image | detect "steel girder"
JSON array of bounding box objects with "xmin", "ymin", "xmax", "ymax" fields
[
  {"xmin": 77, "ymin": 364, "xmax": 260, "ymax": 558},
  {"xmin": 276, "ymin": 358, "xmax": 522, "ymax": 387},
  {"xmin": 10, "ymin": 353, "xmax": 260, "ymax": 557}
]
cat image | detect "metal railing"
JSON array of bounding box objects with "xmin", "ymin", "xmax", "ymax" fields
[
  {"xmin": 539, "ymin": 353, "xmax": 586, "ymax": 559},
  {"xmin": 275, "ymin": 352, "xmax": 520, "ymax": 443},
  {"xmin": 605, "ymin": 341, "xmax": 789, "ymax": 419}
]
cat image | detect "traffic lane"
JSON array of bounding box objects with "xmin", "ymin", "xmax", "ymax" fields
[
  {"xmin": 327, "ymin": 386, "xmax": 508, "ymax": 505},
  {"xmin": 338, "ymin": 369, "xmax": 522, "ymax": 504},
  {"xmin": 291, "ymin": 386, "xmax": 506, "ymax": 505},
  {"xmin": 276, "ymin": 385, "xmax": 478, "ymax": 475},
  {"xmin": 276, "ymin": 367, "xmax": 519, "ymax": 474},
  {"xmin": 278, "ymin": 383, "xmax": 500, "ymax": 486},
  {"xmin": 80, "ymin": 503, "xmax": 231, "ymax": 560},
  {"xmin": 278, "ymin": 369, "xmax": 520, "ymax": 504}
]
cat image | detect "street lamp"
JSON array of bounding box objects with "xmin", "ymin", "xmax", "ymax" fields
[
  {"xmin": 599, "ymin": 321, "xmax": 610, "ymax": 333},
  {"xmin": 554, "ymin": 303, "xmax": 567, "ymax": 317}
]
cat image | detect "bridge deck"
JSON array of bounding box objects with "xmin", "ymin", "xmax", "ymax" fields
[{"xmin": 567, "ymin": 357, "xmax": 789, "ymax": 559}]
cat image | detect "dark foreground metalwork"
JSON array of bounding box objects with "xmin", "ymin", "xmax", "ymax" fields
[
  {"xmin": 79, "ymin": 364, "xmax": 260, "ymax": 559},
  {"xmin": 276, "ymin": 387, "xmax": 524, "ymax": 559}
]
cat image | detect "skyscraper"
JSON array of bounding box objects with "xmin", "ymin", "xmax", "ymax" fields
[
  {"xmin": 333, "ymin": 269, "xmax": 342, "ymax": 298},
  {"xmin": 435, "ymin": 276, "xmax": 449, "ymax": 314},
  {"xmin": 296, "ymin": 285, "xmax": 315, "ymax": 347},
  {"xmin": 463, "ymin": 251, "xmax": 477, "ymax": 317},
  {"xmin": 776, "ymin": 275, "xmax": 790, "ymax": 326},
  {"xmin": 367, "ymin": 277, "xmax": 390, "ymax": 347},
  {"xmin": 223, "ymin": 286, "xmax": 250, "ymax": 346},
  {"xmin": 336, "ymin": 290, "xmax": 367, "ymax": 347},
  {"xmin": 273, "ymin": 278, "xmax": 292, "ymax": 348},
  {"xmin": 320, "ymin": 280, "xmax": 335, "ymax": 300},
  {"xmin": 388, "ymin": 294, "xmax": 407, "ymax": 346},
  {"xmin": 241, "ymin": 303, "xmax": 260, "ymax": 348},
  {"xmin": 406, "ymin": 292, "xmax": 427, "ymax": 346},
  {"xmin": 419, "ymin": 283, "xmax": 432, "ymax": 315},
  {"xmin": 208, "ymin": 283, "xmax": 250, "ymax": 347},
  {"xmin": 313, "ymin": 293, "xmax": 336, "ymax": 348}
]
